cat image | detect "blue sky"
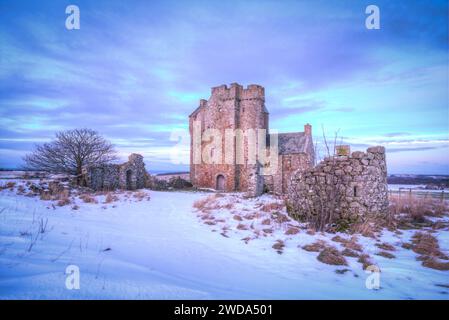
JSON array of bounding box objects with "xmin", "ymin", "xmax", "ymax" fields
[{"xmin": 0, "ymin": 0, "xmax": 448, "ymax": 174}]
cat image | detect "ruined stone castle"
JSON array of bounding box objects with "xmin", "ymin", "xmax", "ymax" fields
[
  {"xmin": 81, "ymin": 153, "xmax": 146, "ymax": 191},
  {"xmin": 189, "ymin": 83, "xmax": 388, "ymax": 218},
  {"xmin": 189, "ymin": 83, "xmax": 315, "ymax": 197}
]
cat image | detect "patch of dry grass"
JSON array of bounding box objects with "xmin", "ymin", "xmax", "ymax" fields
[
  {"xmin": 406, "ymin": 232, "xmax": 449, "ymax": 270},
  {"xmin": 57, "ymin": 196, "xmax": 71, "ymax": 206},
  {"xmin": 421, "ymin": 258, "xmax": 449, "ymax": 271},
  {"xmin": 390, "ymin": 194, "xmax": 448, "ymax": 223},
  {"xmin": 79, "ymin": 194, "xmax": 98, "ymax": 204},
  {"xmin": 376, "ymin": 251, "xmax": 396, "ymax": 259},
  {"xmin": 104, "ymin": 193, "xmax": 119, "ymax": 203},
  {"xmin": 261, "ymin": 202, "xmax": 284, "ymax": 212},
  {"xmin": 193, "ymin": 195, "xmax": 217, "ymax": 212},
  {"xmin": 302, "ymin": 240, "xmax": 327, "ymax": 252},
  {"xmin": 271, "ymin": 212, "xmax": 289, "ymax": 224},
  {"xmin": 357, "ymin": 254, "xmax": 375, "ymax": 270},
  {"xmin": 0, "ymin": 181, "xmax": 16, "ymax": 190},
  {"xmin": 341, "ymin": 248, "xmax": 359, "ymax": 258},
  {"xmin": 272, "ymin": 240, "xmax": 285, "ymax": 254},
  {"xmin": 317, "ymin": 247, "xmax": 347, "ymax": 266},
  {"xmin": 285, "ymin": 227, "xmax": 300, "ymax": 235},
  {"xmin": 236, "ymin": 223, "xmax": 248, "ymax": 230},
  {"xmin": 375, "ymin": 242, "xmax": 396, "ymax": 252}
]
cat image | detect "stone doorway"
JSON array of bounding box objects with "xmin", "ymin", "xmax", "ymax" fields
[
  {"xmin": 216, "ymin": 174, "xmax": 225, "ymax": 191},
  {"xmin": 126, "ymin": 169, "xmax": 133, "ymax": 190}
]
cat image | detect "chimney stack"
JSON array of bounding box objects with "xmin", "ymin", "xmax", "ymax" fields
[{"xmin": 304, "ymin": 123, "xmax": 312, "ymax": 136}]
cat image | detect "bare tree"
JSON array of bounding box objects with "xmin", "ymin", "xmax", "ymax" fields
[{"xmin": 23, "ymin": 129, "xmax": 117, "ymax": 178}]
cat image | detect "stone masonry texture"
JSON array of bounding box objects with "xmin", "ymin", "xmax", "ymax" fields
[
  {"xmin": 81, "ymin": 153, "xmax": 147, "ymax": 191},
  {"xmin": 189, "ymin": 83, "xmax": 314, "ymax": 197},
  {"xmin": 286, "ymin": 146, "xmax": 389, "ymax": 223}
]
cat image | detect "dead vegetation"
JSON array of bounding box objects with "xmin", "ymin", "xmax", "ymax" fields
[
  {"xmin": 389, "ymin": 194, "xmax": 448, "ymax": 229},
  {"xmin": 261, "ymin": 202, "xmax": 285, "ymax": 212},
  {"xmin": 302, "ymin": 240, "xmax": 327, "ymax": 252},
  {"xmin": 376, "ymin": 251, "xmax": 396, "ymax": 259},
  {"xmin": 407, "ymin": 232, "xmax": 449, "ymax": 270},
  {"xmin": 104, "ymin": 193, "xmax": 119, "ymax": 203},
  {"xmin": 375, "ymin": 242, "xmax": 396, "ymax": 251},
  {"xmin": 358, "ymin": 254, "xmax": 375, "ymax": 270},
  {"xmin": 272, "ymin": 240, "xmax": 285, "ymax": 254},
  {"xmin": 79, "ymin": 194, "xmax": 98, "ymax": 204},
  {"xmin": 317, "ymin": 247, "xmax": 347, "ymax": 266},
  {"xmin": 285, "ymin": 227, "xmax": 300, "ymax": 235},
  {"xmin": 0, "ymin": 181, "xmax": 16, "ymax": 190},
  {"xmin": 193, "ymin": 194, "xmax": 233, "ymax": 213}
]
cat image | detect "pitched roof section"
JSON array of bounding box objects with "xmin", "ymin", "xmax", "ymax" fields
[{"xmin": 273, "ymin": 132, "xmax": 313, "ymax": 156}]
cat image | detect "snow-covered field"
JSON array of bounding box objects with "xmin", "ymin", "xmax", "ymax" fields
[{"xmin": 0, "ymin": 179, "xmax": 448, "ymax": 299}]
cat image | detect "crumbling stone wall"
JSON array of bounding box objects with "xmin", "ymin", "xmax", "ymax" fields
[
  {"xmin": 287, "ymin": 146, "xmax": 388, "ymax": 225},
  {"xmin": 82, "ymin": 153, "xmax": 147, "ymax": 191}
]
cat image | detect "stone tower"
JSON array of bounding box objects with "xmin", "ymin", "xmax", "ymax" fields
[
  {"xmin": 189, "ymin": 83, "xmax": 314, "ymax": 197},
  {"xmin": 189, "ymin": 83, "xmax": 268, "ymax": 195}
]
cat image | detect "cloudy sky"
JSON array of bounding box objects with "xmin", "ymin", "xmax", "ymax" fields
[{"xmin": 0, "ymin": 0, "xmax": 448, "ymax": 174}]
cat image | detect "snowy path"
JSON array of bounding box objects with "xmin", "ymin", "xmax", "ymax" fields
[{"xmin": 0, "ymin": 188, "xmax": 448, "ymax": 299}]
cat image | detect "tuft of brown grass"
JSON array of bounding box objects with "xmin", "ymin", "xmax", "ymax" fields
[
  {"xmin": 306, "ymin": 229, "xmax": 316, "ymax": 236},
  {"xmin": 57, "ymin": 196, "xmax": 71, "ymax": 206},
  {"xmin": 271, "ymin": 212, "xmax": 289, "ymax": 224},
  {"xmin": 1, "ymin": 181, "xmax": 16, "ymax": 190},
  {"xmin": 133, "ymin": 191, "xmax": 148, "ymax": 201},
  {"xmin": 261, "ymin": 202, "xmax": 284, "ymax": 212},
  {"xmin": 204, "ymin": 220, "xmax": 216, "ymax": 225},
  {"xmin": 375, "ymin": 242, "xmax": 396, "ymax": 252},
  {"xmin": 421, "ymin": 257, "xmax": 449, "ymax": 271},
  {"xmin": 17, "ymin": 185, "xmax": 26, "ymax": 194},
  {"xmin": 331, "ymin": 235, "xmax": 347, "ymax": 243},
  {"xmin": 350, "ymin": 220, "xmax": 378, "ymax": 239},
  {"xmin": 261, "ymin": 218, "xmax": 271, "ymax": 225},
  {"xmin": 193, "ymin": 195, "xmax": 217, "ymax": 212},
  {"xmin": 272, "ymin": 240, "xmax": 285, "ymax": 254},
  {"xmin": 376, "ymin": 251, "xmax": 396, "ymax": 259},
  {"xmin": 71, "ymin": 205, "xmax": 80, "ymax": 210},
  {"xmin": 341, "ymin": 248, "xmax": 360, "ymax": 258},
  {"xmin": 358, "ymin": 254, "xmax": 374, "ymax": 270},
  {"xmin": 241, "ymin": 236, "xmax": 251, "ymax": 244},
  {"xmin": 40, "ymin": 192, "xmax": 53, "ymax": 201},
  {"xmin": 285, "ymin": 227, "xmax": 300, "ymax": 235},
  {"xmin": 401, "ymin": 242, "xmax": 413, "ymax": 250},
  {"xmin": 302, "ymin": 240, "xmax": 327, "ymax": 252},
  {"xmin": 233, "ymin": 215, "xmax": 243, "ymax": 221},
  {"xmin": 243, "ymin": 213, "xmax": 255, "ymax": 220},
  {"xmin": 237, "ymin": 223, "xmax": 248, "ymax": 230},
  {"xmin": 346, "ymin": 237, "xmax": 364, "ymax": 251},
  {"xmin": 104, "ymin": 193, "xmax": 119, "ymax": 203},
  {"xmin": 79, "ymin": 194, "xmax": 98, "ymax": 204},
  {"xmin": 390, "ymin": 194, "xmax": 448, "ymax": 222},
  {"xmin": 409, "ymin": 232, "xmax": 449, "ymax": 271},
  {"xmin": 317, "ymin": 247, "xmax": 347, "ymax": 266}
]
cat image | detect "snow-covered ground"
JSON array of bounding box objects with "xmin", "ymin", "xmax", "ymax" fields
[{"xmin": 0, "ymin": 180, "xmax": 448, "ymax": 299}]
